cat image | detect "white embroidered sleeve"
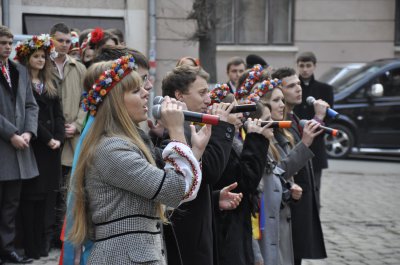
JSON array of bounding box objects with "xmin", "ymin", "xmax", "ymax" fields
[{"xmin": 162, "ymin": 141, "xmax": 202, "ymax": 204}]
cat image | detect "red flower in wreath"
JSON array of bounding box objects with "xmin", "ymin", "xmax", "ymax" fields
[{"xmin": 90, "ymin": 27, "xmax": 104, "ymax": 44}]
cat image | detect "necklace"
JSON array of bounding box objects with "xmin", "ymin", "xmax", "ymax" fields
[{"xmin": 32, "ymin": 80, "xmax": 44, "ymax": 94}]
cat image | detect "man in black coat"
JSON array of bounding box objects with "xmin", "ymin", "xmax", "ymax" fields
[
  {"xmin": 272, "ymin": 67, "xmax": 328, "ymax": 265},
  {"xmin": 159, "ymin": 65, "xmax": 235, "ymax": 265},
  {"xmin": 293, "ymin": 52, "xmax": 334, "ymax": 207}
]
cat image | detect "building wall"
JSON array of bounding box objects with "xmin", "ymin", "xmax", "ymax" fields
[
  {"xmin": 7, "ymin": 0, "xmax": 148, "ymax": 54},
  {"xmin": 2, "ymin": 0, "xmax": 398, "ymax": 95},
  {"xmin": 295, "ymin": 0, "xmax": 397, "ymax": 77}
]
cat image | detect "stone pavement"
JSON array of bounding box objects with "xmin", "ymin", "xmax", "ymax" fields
[
  {"xmin": 7, "ymin": 159, "xmax": 400, "ymax": 265},
  {"xmin": 303, "ymin": 159, "xmax": 400, "ymax": 265}
]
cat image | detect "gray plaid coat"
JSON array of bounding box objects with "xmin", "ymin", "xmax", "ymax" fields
[{"xmin": 86, "ymin": 137, "xmax": 187, "ymax": 265}]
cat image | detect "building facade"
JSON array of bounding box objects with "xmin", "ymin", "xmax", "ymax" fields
[{"xmin": 1, "ymin": 0, "xmax": 399, "ymax": 95}]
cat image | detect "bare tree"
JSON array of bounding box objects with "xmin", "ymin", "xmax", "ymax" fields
[{"xmin": 188, "ymin": 0, "xmax": 217, "ymax": 83}]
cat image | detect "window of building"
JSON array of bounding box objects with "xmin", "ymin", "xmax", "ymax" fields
[
  {"xmin": 396, "ymin": 0, "xmax": 400, "ymax": 45},
  {"xmin": 216, "ymin": 0, "xmax": 293, "ymax": 45},
  {"xmin": 22, "ymin": 14, "xmax": 124, "ymax": 36}
]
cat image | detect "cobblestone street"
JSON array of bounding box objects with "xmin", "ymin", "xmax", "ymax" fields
[
  {"xmin": 9, "ymin": 158, "xmax": 400, "ymax": 265},
  {"xmin": 303, "ymin": 159, "xmax": 400, "ymax": 265}
]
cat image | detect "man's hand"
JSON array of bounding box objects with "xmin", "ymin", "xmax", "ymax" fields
[
  {"xmin": 21, "ymin": 132, "xmax": 32, "ymax": 144},
  {"xmin": 10, "ymin": 134, "xmax": 29, "ymax": 150},
  {"xmin": 209, "ymin": 102, "xmax": 234, "ymax": 122},
  {"xmin": 48, "ymin": 139, "xmax": 61, "ymax": 150},
  {"xmin": 291, "ymin": 183, "xmax": 303, "ymax": 201},
  {"xmin": 147, "ymin": 119, "xmax": 165, "ymax": 138},
  {"xmin": 65, "ymin": 123, "xmax": 77, "ymax": 138},
  {"xmin": 313, "ymin": 99, "xmax": 330, "ymax": 121},
  {"xmin": 219, "ymin": 182, "xmax": 243, "ymax": 211}
]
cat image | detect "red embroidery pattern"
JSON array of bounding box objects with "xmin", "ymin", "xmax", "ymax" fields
[{"xmin": 163, "ymin": 145, "xmax": 200, "ymax": 200}]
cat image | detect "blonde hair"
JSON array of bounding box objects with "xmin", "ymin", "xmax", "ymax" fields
[
  {"xmin": 258, "ymin": 88, "xmax": 295, "ymax": 159},
  {"xmin": 68, "ymin": 61, "xmax": 164, "ymax": 245}
]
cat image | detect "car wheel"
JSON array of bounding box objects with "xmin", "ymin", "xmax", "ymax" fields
[{"xmin": 324, "ymin": 124, "xmax": 354, "ymax": 159}]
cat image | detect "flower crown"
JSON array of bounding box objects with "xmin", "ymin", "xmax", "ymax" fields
[
  {"xmin": 81, "ymin": 27, "xmax": 104, "ymax": 51},
  {"xmin": 235, "ymin": 64, "xmax": 264, "ymax": 102},
  {"xmin": 69, "ymin": 31, "xmax": 80, "ymax": 52},
  {"xmin": 246, "ymin": 78, "xmax": 282, "ymax": 103},
  {"xmin": 82, "ymin": 55, "xmax": 137, "ymax": 116},
  {"xmin": 209, "ymin": 83, "xmax": 231, "ymax": 105},
  {"xmin": 14, "ymin": 34, "xmax": 57, "ymax": 62}
]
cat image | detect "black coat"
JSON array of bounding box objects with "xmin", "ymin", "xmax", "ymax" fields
[
  {"xmin": 286, "ymin": 113, "xmax": 327, "ymax": 260},
  {"xmin": 22, "ymin": 88, "xmax": 65, "ymax": 199},
  {"xmin": 214, "ymin": 133, "xmax": 269, "ymax": 265},
  {"xmin": 293, "ymin": 75, "xmax": 334, "ymax": 172},
  {"xmin": 159, "ymin": 121, "xmax": 235, "ymax": 265}
]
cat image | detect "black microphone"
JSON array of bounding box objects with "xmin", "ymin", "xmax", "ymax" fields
[
  {"xmin": 152, "ymin": 104, "xmax": 220, "ymax": 125},
  {"xmin": 154, "ymin": 96, "xmax": 257, "ymax": 114},
  {"xmin": 299, "ymin": 119, "xmax": 340, "ymax": 137},
  {"xmin": 306, "ymin": 96, "xmax": 339, "ymax": 119},
  {"xmin": 230, "ymin": 104, "xmax": 257, "ymax": 113}
]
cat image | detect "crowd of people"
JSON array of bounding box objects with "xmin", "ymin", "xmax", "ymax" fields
[{"xmin": 0, "ymin": 21, "xmax": 334, "ymax": 265}]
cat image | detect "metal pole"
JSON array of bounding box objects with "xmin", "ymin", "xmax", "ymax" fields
[
  {"xmin": 2, "ymin": 0, "xmax": 10, "ymax": 27},
  {"xmin": 148, "ymin": 0, "xmax": 157, "ymax": 116}
]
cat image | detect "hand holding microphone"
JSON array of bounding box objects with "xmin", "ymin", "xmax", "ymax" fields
[
  {"xmin": 306, "ymin": 96, "xmax": 339, "ymax": 119},
  {"xmin": 299, "ymin": 119, "xmax": 340, "ymax": 137},
  {"xmin": 152, "ymin": 103, "xmax": 220, "ymax": 125}
]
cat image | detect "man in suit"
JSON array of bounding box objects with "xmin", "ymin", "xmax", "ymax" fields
[
  {"xmin": 160, "ymin": 65, "xmax": 235, "ymax": 265},
  {"xmin": 49, "ymin": 23, "xmax": 87, "ymax": 249},
  {"xmin": 272, "ymin": 67, "xmax": 328, "ymax": 265},
  {"xmin": 0, "ymin": 25, "xmax": 38, "ymax": 264},
  {"xmin": 294, "ymin": 52, "xmax": 334, "ymax": 206},
  {"xmin": 226, "ymin": 57, "xmax": 245, "ymax": 94}
]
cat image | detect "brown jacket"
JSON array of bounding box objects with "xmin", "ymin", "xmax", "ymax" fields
[{"xmin": 51, "ymin": 55, "xmax": 86, "ymax": 167}]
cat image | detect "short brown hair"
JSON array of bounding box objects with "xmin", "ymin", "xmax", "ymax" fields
[
  {"xmin": 162, "ymin": 65, "xmax": 209, "ymax": 97},
  {"xmin": 226, "ymin": 56, "xmax": 245, "ymax": 72},
  {"xmin": 0, "ymin": 25, "xmax": 13, "ymax": 38},
  {"xmin": 297, "ymin": 51, "xmax": 317, "ymax": 64}
]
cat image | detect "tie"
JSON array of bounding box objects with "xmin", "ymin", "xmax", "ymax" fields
[{"xmin": 1, "ymin": 62, "xmax": 12, "ymax": 88}]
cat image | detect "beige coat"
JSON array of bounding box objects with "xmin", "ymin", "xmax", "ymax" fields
[{"xmin": 51, "ymin": 55, "xmax": 86, "ymax": 167}]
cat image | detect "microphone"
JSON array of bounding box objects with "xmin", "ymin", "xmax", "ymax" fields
[
  {"xmin": 299, "ymin": 119, "xmax": 340, "ymax": 137},
  {"xmin": 153, "ymin": 96, "xmax": 257, "ymax": 114},
  {"xmin": 244, "ymin": 120, "xmax": 292, "ymax": 131},
  {"xmin": 152, "ymin": 104, "xmax": 220, "ymax": 125},
  {"xmin": 153, "ymin": 96, "xmax": 164, "ymax": 105},
  {"xmin": 230, "ymin": 104, "xmax": 257, "ymax": 113},
  {"xmin": 306, "ymin": 96, "xmax": 339, "ymax": 119}
]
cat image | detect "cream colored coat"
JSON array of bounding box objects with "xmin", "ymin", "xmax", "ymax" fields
[{"xmin": 51, "ymin": 55, "xmax": 86, "ymax": 167}]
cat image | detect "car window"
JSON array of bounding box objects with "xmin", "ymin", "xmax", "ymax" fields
[
  {"xmin": 332, "ymin": 65, "xmax": 382, "ymax": 94},
  {"xmin": 378, "ymin": 68, "xmax": 400, "ymax": 97},
  {"xmin": 319, "ymin": 67, "xmax": 342, "ymax": 84}
]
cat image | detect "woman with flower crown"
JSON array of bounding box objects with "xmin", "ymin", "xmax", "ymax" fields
[
  {"xmin": 247, "ymin": 76, "xmax": 322, "ymax": 265},
  {"xmin": 14, "ymin": 34, "xmax": 65, "ymax": 259},
  {"xmin": 67, "ymin": 55, "xmax": 211, "ymax": 264}
]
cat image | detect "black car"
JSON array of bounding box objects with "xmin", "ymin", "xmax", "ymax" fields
[{"xmin": 324, "ymin": 58, "xmax": 400, "ymax": 158}]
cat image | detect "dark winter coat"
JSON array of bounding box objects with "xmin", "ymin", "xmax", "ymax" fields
[
  {"xmin": 214, "ymin": 133, "xmax": 269, "ymax": 265},
  {"xmin": 159, "ymin": 121, "xmax": 235, "ymax": 265},
  {"xmin": 285, "ymin": 113, "xmax": 327, "ymax": 260},
  {"xmin": 22, "ymin": 87, "xmax": 65, "ymax": 198},
  {"xmin": 293, "ymin": 75, "xmax": 334, "ymax": 172}
]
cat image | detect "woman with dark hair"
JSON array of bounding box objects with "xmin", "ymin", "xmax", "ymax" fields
[
  {"xmin": 14, "ymin": 34, "xmax": 65, "ymax": 259},
  {"xmin": 80, "ymin": 28, "xmax": 118, "ymax": 68}
]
